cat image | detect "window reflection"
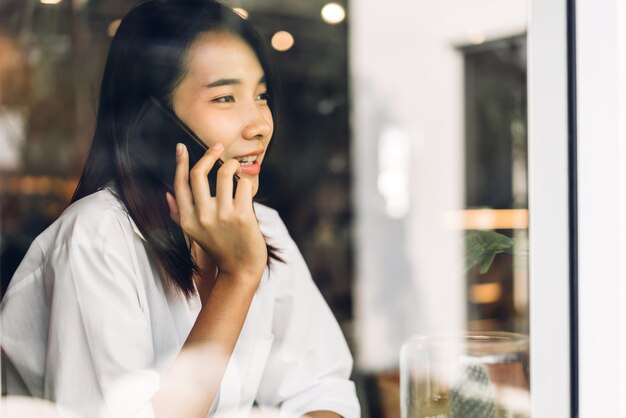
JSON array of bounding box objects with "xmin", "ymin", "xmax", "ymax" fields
[
  {"xmin": 1, "ymin": 0, "xmax": 530, "ymax": 416},
  {"xmin": 350, "ymin": 0, "xmax": 528, "ymax": 416},
  {"xmin": 463, "ymin": 35, "xmax": 528, "ymax": 334}
]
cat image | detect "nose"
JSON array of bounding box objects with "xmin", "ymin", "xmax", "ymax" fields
[{"xmin": 241, "ymin": 103, "xmax": 273, "ymax": 140}]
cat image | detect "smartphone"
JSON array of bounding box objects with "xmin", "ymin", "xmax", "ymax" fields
[{"xmin": 128, "ymin": 96, "xmax": 238, "ymax": 196}]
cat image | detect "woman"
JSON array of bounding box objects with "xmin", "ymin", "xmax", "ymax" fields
[{"xmin": 0, "ymin": 1, "xmax": 360, "ymax": 417}]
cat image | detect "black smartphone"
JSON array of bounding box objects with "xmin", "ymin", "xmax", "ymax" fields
[{"xmin": 128, "ymin": 96, "xmax": 238, "ymax": 196}]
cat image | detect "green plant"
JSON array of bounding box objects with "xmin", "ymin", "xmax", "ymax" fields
[{"xmin": 464, "ymin": 230, "xmax": 527, "ymax": 274}]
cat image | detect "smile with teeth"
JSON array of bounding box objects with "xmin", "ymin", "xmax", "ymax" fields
[{"xmin": 236, "ymin": 155, "xmax": 257, "ymax": 166}]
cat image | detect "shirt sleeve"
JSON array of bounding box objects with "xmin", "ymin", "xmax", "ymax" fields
[
  {"xmin": 255, "ymin": 216, "xmax": 360, "ymax": 418},
  {"xmin": 43, "ymin": 214, "xmax": 159, "ymax": 418}
]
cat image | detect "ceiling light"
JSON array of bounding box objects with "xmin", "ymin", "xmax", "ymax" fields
[
  {"xmin": 40, "ymin": 0, "xmax": 62, "ymax": 4},
  {"xmin": 271, "ymin": 31, "xmax": 294, "ymax": 52},
  {"xmin": 467, "ymin": 27, "xmax": 486, "ymax": 45},
  {"xmin": 321, "ymin": 3, "xmax": 345, "ymax": 25},
  {"xmin": 233, "ymin": 8, "xmax": 248, "ymax": 19}
]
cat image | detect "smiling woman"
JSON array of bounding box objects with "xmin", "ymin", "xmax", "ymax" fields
[
  {"xmin": 0, "ymin": 1, "xmax": 360, "ymax": 417},
  {"xmin": 171, "ymin": 31, "xmax": 273, "ymax": 190}
]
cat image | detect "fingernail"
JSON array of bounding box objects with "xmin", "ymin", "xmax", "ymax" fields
[
  {"xmin": 176, "ymin": 143, "xmax": 183, "ymax": 156},
  {"xmin": 213, "ymin": 143, "xmax": 223, "ymax": 151}
]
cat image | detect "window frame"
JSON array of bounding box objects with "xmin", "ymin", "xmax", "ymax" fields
[{"xmin": 528, "ymin": 0, "xmax": 573, "ymax": 415}]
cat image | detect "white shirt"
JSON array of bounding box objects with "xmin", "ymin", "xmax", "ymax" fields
[{"xmin": 1, "ymin": 187, "xmax": 360, "ymax": 418}]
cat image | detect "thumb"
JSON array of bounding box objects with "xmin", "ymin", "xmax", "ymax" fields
[{"xmin": 165, "ymin": 192, "xmax": 181, "ymax": 224}]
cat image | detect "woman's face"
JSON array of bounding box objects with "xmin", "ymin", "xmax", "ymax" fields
[{"xmin": 171, "ymin": 31, "xmax": 273, "ymax": 196}]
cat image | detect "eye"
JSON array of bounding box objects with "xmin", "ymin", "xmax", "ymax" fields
[
  {"xmin": 256, "ymin": 92, "xmax": 271, "ymax": 102},
  {"xmin": 213, "ymin": 95, "xmax": 235, "ymax": 103}
]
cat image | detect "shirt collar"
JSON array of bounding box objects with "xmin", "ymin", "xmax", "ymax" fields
[
  {"xmin": 102, "ymin": 182, "xmax": 147, "ymax": 242},
  {"xmin": 127, "ymin": 214, "xmax": 147, "ymax": 242}
]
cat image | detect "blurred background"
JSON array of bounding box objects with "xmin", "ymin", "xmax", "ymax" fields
[{"xmin": 0, "ymin": 0, "xmax": 527, "ymax": 416}]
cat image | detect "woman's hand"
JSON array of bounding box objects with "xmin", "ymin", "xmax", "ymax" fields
[{"xmin": 165, "ymin": 143, "xmax": 267, "ymax": 287}]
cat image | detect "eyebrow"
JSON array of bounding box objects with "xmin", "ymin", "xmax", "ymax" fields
[{"xmin": 205, "ymin": 76, "xmax": 266, "ymax": 88}]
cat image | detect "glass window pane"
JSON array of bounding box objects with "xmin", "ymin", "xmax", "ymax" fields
[{"xmin": 350, "ymin": 1, "xmax": 530, "ymax": 416}]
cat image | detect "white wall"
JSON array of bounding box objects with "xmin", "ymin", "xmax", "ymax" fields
[
  {"xmin": 577, "ymin": 0, "xmax": 626, "ymax": 415},
  {"xmin": 621, "ymin": 3, "xmax": 626, "ymax": 415},
  {"xmin": 350, "ymin": 0, "xmax": 526, "ymax": 371}
]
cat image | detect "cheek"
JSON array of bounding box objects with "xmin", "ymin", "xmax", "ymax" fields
[
  {"xmin": 265, "ymin": 106, "xmax": 274, "ymax": 124},
  {"xmin": 264, "ymin": 109, "xmax": 275, "ymax": 138},
  {"xmin": 191, "ymin": 111, "xmax": 240, "ymax": 149}
]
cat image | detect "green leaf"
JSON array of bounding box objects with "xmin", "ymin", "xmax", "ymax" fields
[
  {"xmin": 464, "ymin": 231, "xmax": 515, "ymax": 275},
  {"xmin": 479, "ymin": 250, "xmax": 498, "ymax": 274}
]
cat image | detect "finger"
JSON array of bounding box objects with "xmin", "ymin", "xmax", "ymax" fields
[
  {"xmin": 233, "ymin": 177, "xmax": 254, "ymax": 211},
  {"xmin": 165, "ymin": 192, "xmax": 180, "ymax": 224},
  {"xmin": 189, "ymin": 143, "xmax": 224, "ymax": 210},
  {"xmin": 173, "ymin": 143, "xmax": 195, "ymax": 221},
  {"xmin": 216, "ymin": 159, "xmax": 240, "ymax": 210}
]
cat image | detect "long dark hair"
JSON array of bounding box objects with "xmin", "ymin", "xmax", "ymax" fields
[{"xmin": 72, "ymin": 0, "xmax": 281, "ymax": 297}]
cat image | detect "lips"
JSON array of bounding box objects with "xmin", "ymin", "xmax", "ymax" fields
[
  {"xmin": 240, "ymin": 162, "xmax": 261, "ymax": 175},
  {"xmin": 234, "ymin": 149, "xmax": 264, "ymax": 164},
  {"xmin": 233, "ymin": 149, "xmax": 264, "ymax": 174}
]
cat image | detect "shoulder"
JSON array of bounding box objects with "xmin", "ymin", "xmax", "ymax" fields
[
  {"xmin": 253, "ymin": 202, "xmax": 313, "ymax": 291},
  {"xmin": 63, "ymin": 187, "xmax": 125, "ymax": 219},
  {"xmin": 5, "ymin": 189, "xmax": 137, "ymax": 298},
  {"xmin": 254, "ymin": 202, "xmax": 294, "ymax": 251},
  {"xmin": 40, "ymin": 188, "xmax": 134, "ymax": 252}
]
